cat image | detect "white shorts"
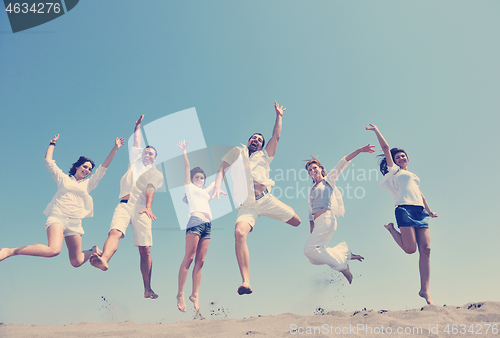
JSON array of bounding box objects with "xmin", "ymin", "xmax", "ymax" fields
[
  {"xmin": 109, "ymin": 202, "xmax": 152, "ymax": 247},
  {"xmin": 236, "ymin": 193, "xmax": 295, "ymax": 230},
  {"xmin": 46, "ymin": 213, "xmax": 84, "ymax": 237}
]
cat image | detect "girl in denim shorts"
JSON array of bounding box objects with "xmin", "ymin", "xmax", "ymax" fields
[
  {"xmin": 367, "ymin": 124, "xmax": 438, "ymax": 305},
  {"xmin": 176, "ymin": 140, "xmax": 226, "ymax": 313}
]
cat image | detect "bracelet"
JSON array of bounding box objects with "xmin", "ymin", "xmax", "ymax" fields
[{"xmin": 50, "ymin": 142, "xmax": 56, "ymax": 146}]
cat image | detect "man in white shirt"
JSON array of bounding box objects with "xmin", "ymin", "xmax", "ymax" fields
[
  {"xmin": 90, "ymin": 115, "xmax": 164, "ymax": 300},
  {"xmin": 212, "ymin": 102, "xmax": 301, "ymax": 295}
]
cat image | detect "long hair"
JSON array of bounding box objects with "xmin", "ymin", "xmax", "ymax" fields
[
  {"xmin": 183, "ymin": 167, "xmax": 206, "ymax": 204},
  {"xmin": 69, "ymin": 156, "xmax": 95, "ymax": 177},
  {"xmin": 304, "ymin": 157, "xmax": 327, "ymax": 183},
  {"xmin": 377, "ymin": 148, "xmax": 408, "ymax": 175}
]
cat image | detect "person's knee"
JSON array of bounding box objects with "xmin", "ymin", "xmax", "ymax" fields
[
  {"xmin": 403, "ymin": 245, "xmax": 417, "ymax": 254},
  {"xmin": 194, "ymin": 256, "xmax": 205, "ymax": 268},
  {"xmin": 70, "ymin": 258, "xmax": 82, "ymax": 268},
  {"xmin": 234, "ymin": 224, "xmax": 250, "ymax": 241},
  {"xmin": 138, "ymin": 246, "xmax": 151, "ymax": 257},
  {"xmin": 109, "ymin": 229, "xmax": 123, "ymax": 238},
  {"xmin": 183, "ymin": 256, "xmax": 194, "ymax": 268},
  {"xmin": 287, "ymin": 215, "xmax": 301, "ymax": 227},
  {"xmin": 47, "ymin": 247, "xmax": 61, "ymax": 257},
  {"xmin": 419, "ymin": 245, "xmax": 431, "ymax": 257}
]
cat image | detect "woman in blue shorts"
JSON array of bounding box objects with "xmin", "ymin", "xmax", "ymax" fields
[
  {"xmin": 0, "ymin": 134, "xmax": 124, "ymax": 267},
  {"xmin": 366, "ymin": 124, "xmax": 438, "ymax": 305},
  {"xmin": 176, "ymin": 140, "xmax": 226, "ymax": 313}
]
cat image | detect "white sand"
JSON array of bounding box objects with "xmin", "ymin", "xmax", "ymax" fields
[{"xmin": 1, "ymin": 301, "xmax": 499, "ymax": 338}]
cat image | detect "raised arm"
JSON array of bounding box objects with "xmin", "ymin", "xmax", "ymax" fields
[
  {"xmin": 265, "ymin": 101, "xmax": 285, "ymax": 157},
  {"xmin": 326, "ymin": 145, "xmax": 375, "ymax": 183},
  {"xmin": 133, "ymin": 115, "xmax": 144, "ymax": 148},
  {"xmin": 101, "ymin": 137, "xmax": 125, "ymax": 168},
  {"xmin": 366, "ymin": 124, "xmax": 393, "ymax": 167},
  {"xmin": 177, "ymin": 140, "xmax": 191, "ymax": 185},
  {"xmin": 345, "ymin": 144, "xmax": 375, "ymax": 162},
  {"xmin": 45, "ymin": 134, "xmax": 59, "ymax": 160}
]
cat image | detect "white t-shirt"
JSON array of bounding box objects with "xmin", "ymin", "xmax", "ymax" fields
[
  {"xmin": 185, "ymin": 183, "xmax": 212, "ymax": 220},
  {"xmin": 43, "ymin": 159, "xmax": 107, "ymax": 219},
  {"xmin": 380, "ymin": 165, "xmax": 424, "ymax": 206},
  {"xmin": 119, "ymin": 147, "xmax": 151, "ymax": 199},
  {"xmin": 128, "ymin": 165, "xmax": 164, "ymax": 208}
]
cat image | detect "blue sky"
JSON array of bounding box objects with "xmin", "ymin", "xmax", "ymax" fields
[{"xmin": 1, "ymin": 0, "xmax": 499, "ymax": 325}]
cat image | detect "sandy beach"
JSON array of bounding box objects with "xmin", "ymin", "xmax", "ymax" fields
[{"xmin": 1, "ymin": 301, "xmax": 499, "ymax": 338}]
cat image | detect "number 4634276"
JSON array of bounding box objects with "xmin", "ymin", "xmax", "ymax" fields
[{"xmin": 5, "ymin": 3, "xmax": 61, "ymax": 14}]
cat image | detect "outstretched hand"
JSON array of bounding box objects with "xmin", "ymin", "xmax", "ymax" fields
[
  {"xmin": 210, "ymin": 186, "xmax": 227, "ymax": 201},
  {"xmin": 360, "ymin": 144, "xmax": 376, "ymax": 153},
  {"xmin": 365, "ymin": 124, "xmax": 379, "ymax": 132},
  {"xmin": 177, "ymin": 140, "xmax": 189, "ymax": 152},
  {"xmin": 429, "ymin": 211, "xmax": 438, "ymax": 218},
  {"xmin": 274, "ymin": 101, "xmax": 286, "ymax": 116},
  {"xmin": 115, "ymin": 137, "xmax": 125, "ymax": 149},
  {"xmin": 50, "ymin": 134, "xmax": 60, "ymax": 143}
]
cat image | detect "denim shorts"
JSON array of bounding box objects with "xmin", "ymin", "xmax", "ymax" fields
[
  {"xmin": 185, "ymin": 216, "xmax": 211, "ymax": 239},
  {"xmin": 395, "ymin": 205, "xmax": 429, "ymax": 228}
]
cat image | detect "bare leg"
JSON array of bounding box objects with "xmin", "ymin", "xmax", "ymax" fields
[
  {"xmin": 65, "ymin": 235, "xmax": 100, "ymax": 267},
  {"xmin": 90, "ymin": 229, "xmax": 122, "ymax": 271},
  {"xmin": 177, "ymin": 233, "xmax": 200, "ymax": 312},
  {"xmin": 0, "ymin": 224, "xmax": 64, "ymax": 262},
  {"xmin": 340, "ymin": 263, "xmax": 353, "ymax": 284},
  {"xmin": 416, "ymin": 228, "xmax": 434, "ymax": 305},
  {"xmin": 139, "ymin": 246, "xmax": 157, "ymax": 299},
  {"xmin": 286, "ymin": 213, "xmax": 301, "ymax": 227},
  {"xmin": 235, "ymin": 221, "xmax": 252, "ymax": 295},
  {"xmin": 189, "ymin": 238, "xmax": 210, "ymax": 311},
  {"xmin": 384, "ymin": 223, "xmax": 417, "ymax": 254}
]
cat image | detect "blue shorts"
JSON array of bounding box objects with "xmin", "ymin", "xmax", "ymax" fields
[
  {"xmin": 185, "ymin": 216, "xmax": 211, "ymax": 239},
  {"xmin": 395, "ymin": 205, "xmax": 429, "ymax": 228}
]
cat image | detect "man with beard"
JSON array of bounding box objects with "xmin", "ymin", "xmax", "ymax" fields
[{"xmin": 211, "ymin": 101, "xmax": 301, "ymax": 295}]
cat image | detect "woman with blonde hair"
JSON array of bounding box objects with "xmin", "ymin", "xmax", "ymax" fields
[{"xmin": 304, "ymin": 144, "xmax": 373, "ymax": 283}]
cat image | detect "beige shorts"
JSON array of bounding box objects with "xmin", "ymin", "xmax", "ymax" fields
[
  {"xmin": 110, "ymin": 202, "xmax": 152, "ymax": 247},
  {"xmin": 236, "ymin": 193, "xmax": 295, "ymax": 230},
  {"xmin": 46, "ymin": 213, "xmax": 84, "ymax": 237}
]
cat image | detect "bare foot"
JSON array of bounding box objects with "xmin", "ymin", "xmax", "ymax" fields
[
  {"xmin": 340, "ymin": 264, "xmax": 353, "ymax": 284},
  {"xmin": 177, "ymin": 293, "xmax": 186, "ymax": 312},
  {"xmin": 89, "ymin": 253, "xmax": 109, "ymax": 271},
  {"xmin": 384, "ymin": 223, "xmax": 395, "ymax": 231},
  {"xmin": 419, "ymin": 291, "xmax": 434, "ymax": 305},
  {"xmin": 145, "ymin": 289, "xmax": 158, "ymax": 299},
  {"xmin": 237, "ymin": 283, "xmax": 253, "ymax": 295},
  {"xmin": 351, "ymin": 253, "xmax": 364, "ymax": 262},
  {"xmin": 0, "ymin": 248, "xmax": 14, "ymax": 262},
  {"xmin": 189, "ymin": 294, "xmax": 200, "ymax": 311},
  {"xmin": 90, "ymin": 245, "xmax": 102, "ymax": 256}
]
